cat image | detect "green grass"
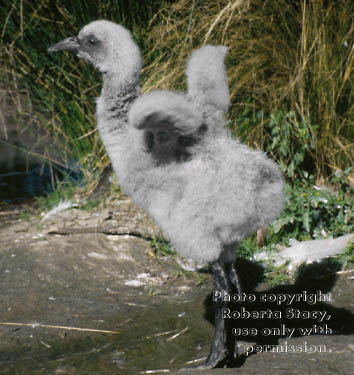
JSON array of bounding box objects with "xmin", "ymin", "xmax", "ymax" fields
[{"xmin": 34, "ymin": 179, "xmax": 80, "ymax": 211}]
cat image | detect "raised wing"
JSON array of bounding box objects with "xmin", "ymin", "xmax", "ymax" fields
[
  {"xmin": 186, "ymin": 45, "xmax": 230, "ymax": 114},
  {"xmin": 129, "ymin": 90, "xmax": 206, "ymax": 163}
]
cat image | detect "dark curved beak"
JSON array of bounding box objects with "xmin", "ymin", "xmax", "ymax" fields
[{"xmin": 48, "ymin": 36, "xmax": 80, "ymax": 53}]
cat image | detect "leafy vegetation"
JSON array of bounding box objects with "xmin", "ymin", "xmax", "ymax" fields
[{"xmin": 272, "ymin": 174, "xmax": 353, "ymax": 242}]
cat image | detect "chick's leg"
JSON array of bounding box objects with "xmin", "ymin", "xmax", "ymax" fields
[
  {"xmin": 199, "ymin": 260, "xmax": 230, "ymax": 368},
  {"xmin": 225, "ymin": 261, "xmax": 242, "ymax": 359}
]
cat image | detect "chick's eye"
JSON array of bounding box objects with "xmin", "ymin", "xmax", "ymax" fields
[{"xmin": 89, "ymin": 39, "xmax": 95, "ymax": 45}]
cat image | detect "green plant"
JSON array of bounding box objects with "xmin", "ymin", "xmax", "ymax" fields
[
  {"xmin": 263, "ymin": 262, "xmax": 292, "ymax": 286},
  {"xmin": 266, "ymin": 111, "xmax": 318, "ymax": 180},
  {"xmin": 151, "ymin": 235, "xmax": 176, "ymax": 257},
  {"xmin": 271, "ymin": 174, "xmax": 353, "ymax": 242},
  {"xmin": 238, "ymin": 236, "xmax": 258, "ymax": 259},
  {"xmin": 35, "ymin": 178, "xmax": 80, "ymax": 212},
  {"xmin": 335, "ymin": 240, "xmax": 354, "ymax": 269}
]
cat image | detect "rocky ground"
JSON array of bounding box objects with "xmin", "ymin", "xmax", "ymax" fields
[{"xmin": 0, "ymin": 198, "xmax": 353, "ymax": 374}]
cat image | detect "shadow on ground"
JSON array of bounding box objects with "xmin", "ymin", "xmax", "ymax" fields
[
  {"xmin": 0, "ymin": 202, "xmax": 353, "ymax": 374},
  {"xmin": 197, "ymin": 258, "xmax": 354, "ymax": 374}
]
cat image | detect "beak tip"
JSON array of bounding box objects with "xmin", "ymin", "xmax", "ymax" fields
[{"xmin": 47, "ymin": 36, "xmax": 80, "ymax": 54}]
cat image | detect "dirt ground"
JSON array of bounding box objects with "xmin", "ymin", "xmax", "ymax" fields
[{"xmin": 0, "ymin": 198, "xmax": 353, "ymax": 374}]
